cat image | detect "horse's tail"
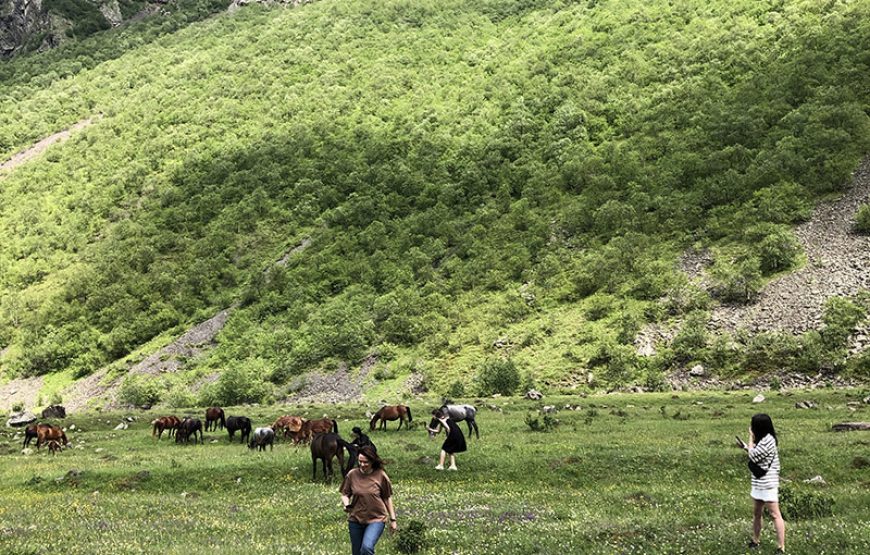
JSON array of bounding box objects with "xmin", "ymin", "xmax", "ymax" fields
[
  {"xmin": 220, "ymin": 411, "xmax": 226, "ymax": 430},
  {"xmin": 370, "ymin": 413, "xmax": 379, "ymax": 431},
  {"xmin": 332, "ymin": 419, "xmax": 339, "ymax": 434},
  {"xmin": 152, "ymin": 420, "xmax": 158, "ymax": 436},
  {"xmin": 406, "ymin": 406, "xmax": 412, "ymax": 422}
]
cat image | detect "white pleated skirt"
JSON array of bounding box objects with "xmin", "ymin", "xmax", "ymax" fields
[{"xmin": 751, "ymin": 487, "xmax": 779, "ymax": 503}]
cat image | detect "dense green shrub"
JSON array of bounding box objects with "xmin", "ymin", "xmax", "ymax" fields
[
  {"xmin": 119, "ymin": 375, "xmax": 162, "ymax": 407},
  {"xmin": 780, "ymin": 483, "xmax": 835, "ymax": 520},
  {"xmin": 671, "ymin": 311, "xmax": 710, "ymax": 363},
  {"xmin": 199, "ymin": 364, "xmax": 272, "ymax": 406},
  {"xmin": 709, "ymin": 255, "xmax": 762, "ymax": 304},
  {"xmin": 820, "ymin": 297, "xmax": 866, "ymax": 354},
  {"xmin": 394, "ymin": 519, "xmax": 428, "ymax": 554},
  {"xmin": 445, "ymin": 380, "xmax": 466, "ymax": 398},
  {"xmin": 524, "ymin": 410, "xmax": 560, "ymax": 432},
  {"xmin": 754, "ymin": 227, "xmax": 801, "ymax": 275},
  {"xmin": 854, "ymin": 204, "xmax": 870, "ymax": 234},
  {"xmin": 589, "ymin": 343, "xmax": 638, "ymax": 389},
  {"xmin": 476, "ymin": 359, "xmax": 521, "ymax": 396}
]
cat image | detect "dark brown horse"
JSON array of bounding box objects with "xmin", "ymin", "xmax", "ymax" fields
[
  {"xmin": 152, "ymin": 416, "xmax": 180, "ymax": 439},
  {"xmin": 176, "ymin": 418, "xmax": 203, "ymax": 444},
  {"xmin": 36, "ymin": 424, "xmax": 68, "ymax": 450},
  {"xmin": 370, "ymin": 405, "xmax": 413, "ymax": 432},
  {"xmin": 310, "ymin": 433, "xmax": 355, "ymax": 481},
  {"xmin": 23, "ymin": 423, "xmax": 42, "ymax": 448},
  {"xmin": 205, "ymin": 407, "xmax": 225, "ymax": 432}
]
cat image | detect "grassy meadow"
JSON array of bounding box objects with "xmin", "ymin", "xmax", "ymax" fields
[{"xmin": 1, "ymin": 390, "xmax": 868, "ymax": 554}]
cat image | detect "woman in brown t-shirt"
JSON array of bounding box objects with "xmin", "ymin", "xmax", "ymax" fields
[{"xmin": 339, "ymin": 446, "xmax": 397, "ymax": 555}]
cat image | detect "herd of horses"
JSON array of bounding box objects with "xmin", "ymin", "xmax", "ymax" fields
[{"xmin": 23, "ymin": 402, "xmax": 481, "ymax": 478}]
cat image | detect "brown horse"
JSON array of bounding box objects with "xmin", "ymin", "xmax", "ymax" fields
[
  {"xmin": 271, "ymin": 415, "xmax": 304, "ymax": 440},
  {"xmin": 294, "ymin": 418, "xmax": 338, "ymax": 444},
  {"xmin": 152, "ymin": 416, "xmax": 180, "ymax": 439},
  {"xmin": 370, "ymin": 405, "xmax": 413, "ymax": 432},
  {"xmin": 310, "ymin": 433, "xmax": 355, "ymax": 481},
  {"xmin": 36, "ymin": 424, "xmax": 68, "ymax": 450},
  {"xmin": 205, "ymin": 407, "xmax": 225, "ymax": 431},
  {"xmin": 47, "ymin": 440, "xmax": 62, "ymax": 455}
]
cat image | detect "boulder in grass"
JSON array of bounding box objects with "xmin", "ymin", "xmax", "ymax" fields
[
  {"xmin": 795, "ymin": 400, "xmax": 817, "ymax": 410},
  {"xmin": 524, "ymin": 389, "xmax": 543, "ymax": 401},
  {"xmin": 752, "ymin": 394, "xmax": 765, "ymax": 404},
  {"xmin": 803, "ymin": 475, "xmax": 827, "ymax": 486},
  {"xmin": 6, "ymin": 411, "xmax": 37, "ymax": 427},
  {"xmin": 689, "ymin": 365, "xmax": 705, "ymax": 377},
  {"xmin": 41, "ymin": 405, "xmax": 66, "ymax": 419}
]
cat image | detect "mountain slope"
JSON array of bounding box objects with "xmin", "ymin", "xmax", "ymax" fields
[{"xmin": 0, "ymin": 0, "xmax": 868, "ymax": 407}]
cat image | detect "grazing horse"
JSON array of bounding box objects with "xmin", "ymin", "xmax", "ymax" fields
[
  {"xmin": 176, "ymin": 418, "xmax": 203, "ymax": 445},
  {"xmin": 294, "ymin": 418, "xmax": 338, "ymax": 444},
  {"xmin": 205, "ymin": 407, "xmax": 225, "ymax": 432},
  {"xmin": 248, "ymin": 427, "xmax": 275, "ymax": 451},
  {"xmin": 152, "ymin": 416, "xmax": 180, "ymax": 439},
  {"xmin": 370, "ymin": 405, "xmax": 413, "ymax": 432},
  {"xmin": 310, "ymin": 433, "xmax": 355, "ymax": 481},
  {"xmin": 226, "ymin": 416, "xmax": 252, "ymax": 444},
  {"xmin": 429, "ymin": 404, "xmax": 479, "ymax": 439},
  {"xmin": 36, "ymin": 424, "xmax": 68, "ymax": 450},
  {"xmin": 23, "ymin": 424, "xmax": 42, "ymax": 448},
  {"xmin": 47, "ymin": 440, "xmax": 62, "ymax": 455},
  {"xmin": 271, "ymin": 415, "xmax": 304, "ymax": 440}
]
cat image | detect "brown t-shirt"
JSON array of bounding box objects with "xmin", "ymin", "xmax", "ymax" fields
[{"xmin": 339, "ymin": 468, "xmax": 393, "ymax": 524}]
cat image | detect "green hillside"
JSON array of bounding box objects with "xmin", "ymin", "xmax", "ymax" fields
[{"xmin": 0, "ymin": 0, "xmax": 868, "ymax": 403}]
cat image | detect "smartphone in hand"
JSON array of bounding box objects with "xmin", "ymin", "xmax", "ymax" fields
[{"xmin": 735, "ymin": 435, "xmax": 747, "ymax": 449}]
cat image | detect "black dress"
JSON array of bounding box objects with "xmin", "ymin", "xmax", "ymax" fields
[{"xmin": 441, "ymin": 419, "xmax": 467, "ymax": 454}]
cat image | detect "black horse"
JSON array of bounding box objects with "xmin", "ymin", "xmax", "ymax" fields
[
  {"xmin": 311, "ymin": 433, "xmax": 356, "ymax": 481},
  {"xmin": 429, "ymin": 404, "xmax": 479, "ymax": 439},
  {"xmin": 226, "ymin": 416, "xmax": 252, "ymax": 444},
  {"xmin": 176, "ymin": 418, "xmax": 203, "ymax": 445}
]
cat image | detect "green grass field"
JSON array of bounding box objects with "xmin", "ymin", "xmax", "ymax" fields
[{"xmin": 1, "ymin": 390, "xmax": 868, "ymax": 554}]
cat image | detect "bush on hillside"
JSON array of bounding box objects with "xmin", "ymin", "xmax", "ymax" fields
[
  {"xmin": 754, "ymin": 227, "xmax": 801, "ymax": 275},
  {"xmin": 709, "ymin": 254, "xmax": 762, "ymax": 304},
  {"xmin": 476, "ymin": 359, "xmax": 520, "ymax": 396},
  {"xmin": 119, "ymin": 375, "xmax": 162, "ymax": 407},
  {"xmin": 854, "ymin": 204, "xmax": 870, "ymax": 234},
  {"xmin": 199, "ymin": 363, "xmax": 272, "ymax": 406},
  {"xmin": 670, "ymin": 311, "xmax": 710, "ymax": 363},
  {"xmin": 589, "ymin": 343, "xmax": 638, "ymax": 389}
]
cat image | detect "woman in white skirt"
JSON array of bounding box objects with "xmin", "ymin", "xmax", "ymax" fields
[{"xmin": 742, "ymin": 413, "xmax": 785, "ymax": 553}]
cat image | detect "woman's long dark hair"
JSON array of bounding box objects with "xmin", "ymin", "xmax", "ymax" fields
[
  {"xmin": 751, "ymin": 413, "xmax": 778, "ymax": 444},
  {"xmin": 357, "ymin": 445, "xmax": 384, "ymax": 470}
]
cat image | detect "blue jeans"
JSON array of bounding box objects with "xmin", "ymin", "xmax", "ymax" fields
[{"xmin": 348, "ymin": 521, "xmax": 385, "ymax": 555}]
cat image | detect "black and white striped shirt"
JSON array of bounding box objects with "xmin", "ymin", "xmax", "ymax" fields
[{"xmin": 749, "ymin": 434, "xmax": 780, "ymax": 490}]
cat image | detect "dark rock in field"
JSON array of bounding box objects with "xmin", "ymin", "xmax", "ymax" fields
[
  {"xmin": 795, "ymin": 400, "xmax": 818, "ymax": 409},
  {"xmin": 6, "ymin": 411, "xmax": 37, "ymax": 427},
  {"xmin": 41, "ymin": 405, "xmax": 66, "ymax": 419},
  {"xmin": 851, "ymin": 456, "xmax": 869, "ymax": 469},
  {"xmin": 831, "ymin": 422, "xmax": 870, "ymax": 432},
  {"xmin": 524, "ymin": 389, "xmax": 543, "ymax": 400},
  {"xmin": 415, "ymin": 455, "xmax": 434, "ymax": 465}
]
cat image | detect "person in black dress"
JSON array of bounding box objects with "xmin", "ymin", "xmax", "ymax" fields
[{"xmin": 426, "ymin": 412, "xmax": 466, "ymax": 471}]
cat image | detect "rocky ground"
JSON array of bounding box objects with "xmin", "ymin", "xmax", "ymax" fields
[{"xmin": 710, "ymin": 157, "xmax": 870, "ymax": 337}]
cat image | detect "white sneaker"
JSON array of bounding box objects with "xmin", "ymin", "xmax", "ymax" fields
[
  {"xmin": 435, "ymin": 465, "xmax": 444, "ymax": 470},
  {"xmin": 448, "ymin": 465, "xmax": 458, "ymax": 471}
]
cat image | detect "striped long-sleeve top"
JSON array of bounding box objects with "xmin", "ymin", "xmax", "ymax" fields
[{"xmin": 748, "ymin": 434, "xmax": 780, "ymax": 490}]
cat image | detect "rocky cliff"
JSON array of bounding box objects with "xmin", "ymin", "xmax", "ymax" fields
[{"xmin": 0, "ymin": 0, "xmax": 54, "ymax": 58}]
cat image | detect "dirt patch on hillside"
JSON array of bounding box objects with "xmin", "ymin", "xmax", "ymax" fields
[
  {"xmin": 0, "ymin": 118, "xmax": 96, "ymax": 176},
  {"xmin": 0, "ymin": 376, "xmax": 44, "ymax": 412},
  {"xmin": 710, "ymin": 157, "xmax": 870, "ymax": 334}
]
